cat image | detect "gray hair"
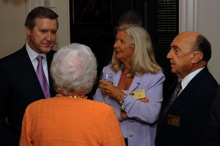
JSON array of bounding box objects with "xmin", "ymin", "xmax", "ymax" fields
[
  {"xmin": 195, "ymin": 34, "xmax": 211, "ymax": 62},
  {"xmin": 50, "ymin": 43, "xmax": 97, "ymax": 96}
]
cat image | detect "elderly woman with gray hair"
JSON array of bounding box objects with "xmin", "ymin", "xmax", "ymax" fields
[
  {"xmin": 19, "ymin": 43, "xmax": 125, "ymax": 146},
  {"xmin": 93, "ymin": 24, "xmax": 165, "ymax": 146}
]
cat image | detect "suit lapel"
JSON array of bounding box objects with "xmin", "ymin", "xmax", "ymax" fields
[
  {"xmin": 167, "ymin": 67, "xmax": 209, "ymax": 113},
  {"xmin": 157, "ymin": 67, "xmax": 210, "ymax": 135},
  {"xmin": 128, "ymin": 75, "xmax": 142, "ymax": 93},
  {"xmin": 15, "ymin": 47, "xmax": 44, "ymax": 98},
  {"xmin": 46, "ymin": 50, "xmax": 56, "ymax": 97},
  {"xmin": 15, "ymin": 47, "xmax": 57, "ymax": 98}
]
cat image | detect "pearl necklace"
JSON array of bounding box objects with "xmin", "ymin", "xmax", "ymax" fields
[
  {"xmin": 72, "ymin": 95, "xmax": 88, "ymax": 99},
  {"xmin": 57, "ymin": 94, "xmax": 87, "ymax": 99}
]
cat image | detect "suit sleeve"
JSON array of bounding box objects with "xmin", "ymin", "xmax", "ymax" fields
[
  {"xmin": 0, "ymin": 60, "xmax": 19, "ymax": 146},
  {"xmin": 191, "ymin": 82, "xmax": 218, "ymax": 145},
  {"xmin": 201, "ymin": 87, "xmax": 220, "ymax": 146},
  {"xmin": 124, "ymin": 72, "xmax": 165, "ymax": 124}
]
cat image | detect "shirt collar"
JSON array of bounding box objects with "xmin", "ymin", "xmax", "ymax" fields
[
  {"xmin": 25, "ymin": 41, "xmax": 47, "ymax": 62},
  {"xmin": 181, "ymin": 67, "xmax": 205, "ymax": 90}
]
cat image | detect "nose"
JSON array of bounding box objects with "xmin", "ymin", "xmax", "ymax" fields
[
  {"xmin": 113, "ymin": 41, "xmax": 118, "ymax": 49},
  {"xmin": 46, "ymin": 32, "xmax": 52, "ymax": 41},
  {"xmin": 167, "ymin": 49, "xmax": 172, "ymax": 59}
]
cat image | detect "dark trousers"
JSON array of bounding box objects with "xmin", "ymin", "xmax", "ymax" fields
[{"xmin": 125, "ymin": 138, "xmax": 128, "ymax": 146}]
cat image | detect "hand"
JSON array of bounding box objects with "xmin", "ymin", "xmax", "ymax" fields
[
  {"xmin": 99, "ymin": 80, "xmax": 125, "ymax": 102},
  {"xmin": 140, "ymin": 97, "xmax": 149, "ymax": 103},
  {"xmin": 121, "ymin": 111, "xmax": 128, "ymax": 120}
]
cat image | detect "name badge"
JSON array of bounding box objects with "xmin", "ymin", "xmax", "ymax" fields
[
  {"xmin": 168, "ymin": 114, "xmax": 180, "ymax": 127},
  {"xmin": 130, "ymin": 89, "xmax": 146, "ymax": 99}
]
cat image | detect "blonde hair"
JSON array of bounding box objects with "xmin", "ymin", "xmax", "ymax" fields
[{"xmin": 111, "ymin": 24, "xmax": 161, "ymax": 75}]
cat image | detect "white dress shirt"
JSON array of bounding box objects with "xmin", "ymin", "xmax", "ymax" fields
[
  {"xmin": 25, "ymin": 41, "xmax": 49, "ymax": 83},
  {"xmin": 179, "ymin": 67, "xmax": 205, "ymax": 94}
]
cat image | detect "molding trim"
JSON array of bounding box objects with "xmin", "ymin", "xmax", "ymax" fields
[
  {"xmin": 26, "ymin": 0, "xmax": 45, "ymax": 13},
  {"xmin": 179, "ymin": 0, "xmax": 198, "ymax": 33}
]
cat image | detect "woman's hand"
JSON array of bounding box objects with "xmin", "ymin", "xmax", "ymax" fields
[
  {"xmin": 121, "ymin": 111, "xmax": 128, "ymax": 120},
  {"xmin": 99, "ymin": 80, "xmax": 125, "ymax": 102},
  {"xmin": 140, "ymin": 98, "xmax": 149, "ymax": 103}
]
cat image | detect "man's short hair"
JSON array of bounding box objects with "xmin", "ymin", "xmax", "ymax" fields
[
  {"xmin": 118, "ymin": 10, "xmax": 142, "ymax": 26},
  {"xmin": 195, "ymin": 35, "xmax": 211, "ymax": 62},
  {"xmin": 25, "ymin": 6, "xmax": 59, "ymax": 30}
]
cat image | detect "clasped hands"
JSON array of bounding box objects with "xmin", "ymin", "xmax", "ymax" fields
[
  {"xmin": 99, "ymin": 80, "xmax": 125, "ymax": 102},
  {"xmin": 99, "ymin": 80, "xmax": 149, "ymax": 103},
  {"xmin": 99, "ymin": 80, "xmax": 149, "ymax": 120}
]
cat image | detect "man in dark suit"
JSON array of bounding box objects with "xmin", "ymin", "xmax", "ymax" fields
[
  {"xmin": 0, "ymin": 7, "xmax": 58, "ymax": 146},
  {"xmin": 155, "ymin": 31, "xmax": 218, "ymax": 146},
  {"xmin": 202, "ymin": 86, "xmax": 220, "ymax": 146}
]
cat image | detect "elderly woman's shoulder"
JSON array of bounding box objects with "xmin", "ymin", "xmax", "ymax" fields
[
  {"xmin": 26, "ymin": 98, "xmax": 53, "ymax": 108},
  {"xmin": 87, "ymin": 99, "xmax": 115, "ymax": 111},
  {"xmin": 26, "ymin": 98, "xmax": 115, "ymax": 116},
  {"xmin": 24, "ymin": 99, "xmax": 48, "ymax": 112}
]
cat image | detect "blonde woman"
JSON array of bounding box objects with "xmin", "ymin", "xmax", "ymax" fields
[{"xmin": 93, "ymin": 24, "xmax": 165, "ymax": 146}]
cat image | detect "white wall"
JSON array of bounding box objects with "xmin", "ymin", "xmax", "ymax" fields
[
  {"xmin": 179, "ymin": 0, "xmax": 220, "ymax": 83},
  {"xmin": 0, "ymin": 0, "xmax": 70, "ymax": 58},
  {"xmin": 197, "ymin": 0, "xmax": 220, "ymax": 83},
  {"xmin": 0, "ymin": 0, "xmax": 27, "ymax": 58}
]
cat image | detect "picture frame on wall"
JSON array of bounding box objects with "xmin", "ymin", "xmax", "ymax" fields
[{"xmin": 72, "ymin": 0, "xmax": 112, "ymax": 24}]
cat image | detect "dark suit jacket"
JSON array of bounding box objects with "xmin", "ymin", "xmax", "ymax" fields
[
  {"xmin": 0, "ymin": 46, "xmax": 56, "ymax": 146},
  {"xmin": 201, "ymin": 86, "xmax": 220, "ymax": 146},
  {"xmin": 155, "ymin": 67, "xmax": 218, "ymax": 146}
]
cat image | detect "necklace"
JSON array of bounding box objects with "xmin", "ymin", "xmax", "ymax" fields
[
  {"xmin": 57, "ymin": 94, "xmax": 88, "ymax": 99},
  {"xmin": 72, "ymin": 95, "xmax": 88, "ymax": 99},
  {"xmin": 122, "ymin": 73, "xmax": 132, "ymax": 78},
  {"xmin": 126, "ymin": 73, "xmax": 132, "ymax": 78}
]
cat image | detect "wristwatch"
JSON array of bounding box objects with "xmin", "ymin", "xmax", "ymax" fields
[{"xmin": 120, "ymin": 94, "xmax": 127, "ymax": 111}]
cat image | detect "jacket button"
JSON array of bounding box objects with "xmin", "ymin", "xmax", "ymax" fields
[{"xmin": 129, "ymin": 133, "xmax": 133, "ymax": 137}]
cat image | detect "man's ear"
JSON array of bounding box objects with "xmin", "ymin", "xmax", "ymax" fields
[
  {"xmin": 25, "ymin": 26, "xmax": 31, "ymax": 36},
  {"xmin": 191, "ymin": 51, "xmax": 203, "ymax": 63}
]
